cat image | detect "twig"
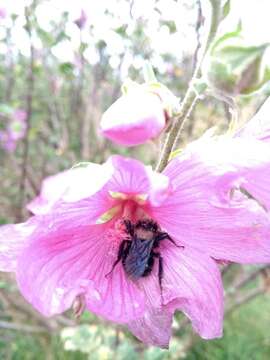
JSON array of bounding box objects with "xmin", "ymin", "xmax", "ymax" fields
[
  {"xmin": 17, "ymin": 5, "xmax": 35, "ymax": 221},
  {"xmin": 221, "ymin": 263, "xmax": 234, "ymax": 277},
  {"xmin": 0, "ymin": 320, "xmax": 49, "ymax": 334},
  {"xmin": 155, "ymin": 0, "xmax": 222, "ymax": 172},
  {"xmin": 225, "ymin": 288, "xmax": 265, "ymax": 316},
  {"xmin": 192, "ymin": 0, "xmax": 204, "ymax": 74},
  {"xmin": 0, "ymin": 289, "xmax": 56, "ymax": 331},
  {"xmin": 228, "ymin": 265, "xmax": 270, "ymax": 293},
  {"xmin": 5, "ymin": 23, "xmax": 15, "ymax": 102}
]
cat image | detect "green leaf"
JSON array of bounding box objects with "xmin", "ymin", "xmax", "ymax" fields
[
  {"xmin": 169, "ymin": 148, "xmax": 183, "ymax": 160},
  {"xmin": 211, "ymin": 21, "xmax": 242, "ymax": 54},
  {"xmin": 55, "ymin": 30, "xmax": 69, "ymax": 44},
  {"xmin": 222, "ymin": 0, "xmax": 231, "ymax": 19},
  {"xmin": 114, "ymin": 24, "xmax": 128, "ymax": 37},
  {"xmin": 143, "ymin": 61, "xmax": 157, "ymax": 83},
  {"xmin": 71, "ymin": 162, "xmax": 93, "ymax": 169},
  {"xmin": 241, "ymin": 66, "xmax": 270, "ymax": 95},
  {"xmin": 59, "ymin": 62, "xmax": 74, "ymax": 76},
  {"xmin": 207, "ymin": 59, "xmax": 237, "ymax": 94},
  {"xmin": 37, "ymin": 28, "xmax": 55, "ymax": 46},
  {"xmin": 215, "ymin": 44, "xmax": 269, "ymax": 72},
  {"xmin": 207, "ymin": 27, "xmax": 270, "ymax": 95},
  {"xmin": 160, "ymin": 20, "xmax": 177, "ymax": 33},
  {"xmin": 193, "ymin": 79, "xmax": 208, "ymax": 95}
]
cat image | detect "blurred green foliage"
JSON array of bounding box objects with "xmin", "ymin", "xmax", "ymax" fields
[
  {"xmin": 0, "ymin": 0, "xmax": 270, "ymax": 359},
  {"xmin": 1, "ymin": 294, "xmax": 270, "ymax": 359}
]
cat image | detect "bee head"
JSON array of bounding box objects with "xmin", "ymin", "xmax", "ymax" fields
[{"xmin": 134, "ymin": 219, "xmax": 159, "ymax": 241}]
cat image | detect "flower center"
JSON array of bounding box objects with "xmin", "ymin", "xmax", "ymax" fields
[{"xmin": 96, "ymin": 194, "xmax": 148, "ymax": 225}]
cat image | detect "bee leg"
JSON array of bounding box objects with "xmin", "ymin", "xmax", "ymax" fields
[
  {"xmin": 153, "ymin": 252, "xmax": 164, "ymax": 301},
  {"xmin": 156, "ymin": 232, "xmax": 182, "ymax": 248},
  {"xmin": 105, "ymin": 240, "xmax": 131, "ymax": 278},
  {"xmin": 123, "ymin": 219, "xmax": 134, "ymax": 236}
]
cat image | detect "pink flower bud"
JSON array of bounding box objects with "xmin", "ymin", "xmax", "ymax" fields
[{"xmin": 100, "ymin": 89, "xmax": 166, "ymax": 146}]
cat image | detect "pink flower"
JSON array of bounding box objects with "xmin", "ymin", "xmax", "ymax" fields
[
  {"xmin": 0, "ymin": 109, "xmax": 27, "ymax": 152},
  {"xmin": 1, "ymin": 136, "xmax": 270, "ymax": 348},
  {"xmin": 0, "ymin": 131, "xmax": 17, "ymax": 152},
  {"xmin": 8, "ymin": 110, "xmax": 27, "ymax": 141},
  {"xmin": 100, "ymin": 88, "xmax": 167, "ymax": 147},
  {"xmin": 0, "ymin": 8, "xmax": 6, "ymax": 19},
  {"xmin": 74, "ymin": 9, "xmax": 87, "ymax": 30},
  {"xmin": 236, "ymin": 97, "xmax": 270, "ymax": 143}
]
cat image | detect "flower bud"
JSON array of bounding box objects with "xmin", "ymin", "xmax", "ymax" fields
[
  {"xmin": 101, "ymin": 79, "xmax": 180, "ymax": 147},
  {"xmin": 100, "ymin": 87, "xmax": 167, "ymax": 147}
]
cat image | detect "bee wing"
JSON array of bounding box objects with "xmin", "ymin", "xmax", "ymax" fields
[{"xmin": 124, "ymin": 238, "xmax": 154, "ymax": 279}]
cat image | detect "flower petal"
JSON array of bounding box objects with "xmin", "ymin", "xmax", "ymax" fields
[
  {"xmin": 189, "ymin": 135, "xmax": 270, "ymax": 216},
  {"xmin": 16, "ymin": 220, "xmax": 146, "ymax": 321},
  {"xmin": 106, "ymin": 156, "xmax": 171, "ymax": 207},
  {"xmin": 0, "ymin": 220, "xmax": 36, "ymax": 271},
  {"xmin": 152, "ymin": 137, "xmax": 270, "ymax": 263},
  {"xmin": 128, "ymin": 308, "xmax": 173, "ymax": 349},
  {"xmin": 236, "ymin": 97, "xmax": 270, "ymax": 143},
  {"xmin": 161, "ymin": 245, "xmax": 223, "ymax": 339},
  {"xmin": 49, "ymin": 156, "xmax": 169, "ymax": 226},
  {"xmin": 28, "ymin": 156, "xmax": 171, "ymax": 224},
  {"xmin": 27, "ymin": 163, "xmax": 113, "ymax": 215}
]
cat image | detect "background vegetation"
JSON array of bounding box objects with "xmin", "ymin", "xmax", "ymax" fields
[{"xmin": 0, "ymin": 0, "xmax": 270, "ymax": 358}]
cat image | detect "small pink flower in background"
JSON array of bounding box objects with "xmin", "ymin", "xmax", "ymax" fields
[
  {"xmin": 1, "ymin": 135, "xmax": 270, "ymax": 348},
  {"xmin": 0, "ymin": 7, "xmax": 6, "ymax": 19},
  {"xmin": 8, "ymin": 109, "xmax": 27, "ymax": 140},
  {"xmin": 0, "ymin": 131, "xmax": 17, "ymax": 152},
  {"xmin": 0, "ymin": 109, "xmax": 27, "ymax": 152},
  {"xmin": 100, "ymin": 88, "xmax": 167, "ymax": 146},
  {"xmin": 74, "ymin": 9, "xmax": 87, "ymax": 30}
]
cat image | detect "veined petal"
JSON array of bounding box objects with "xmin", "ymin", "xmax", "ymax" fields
[
  {"xmin": 152, "ymin": 137, "xmax": 270, "ymax": 263},
  {"xmin": 128, "ymin": 308, "xmax": 173, "ymax": 349},
  {"xmin": 27, "ymin": 163, "xmax": 113, "ymax": 215},
  {"xmin": 16, "ymin": 220, "xmax": 146, "ymax": 321},
  {"xmin": 107, "ymin": 156, "xmax": 150, "ymax": 195},
  {"xmin": 0, "ymin": 220, "xmax": 36, "ymax": 271},
  {"xmin": 161, "ymin": 245, "xmax": 223, "ymax": 339},
  {"xmin": 188, "ymin": 135, "xmax": 270, "ymax": 213},
  {"xmin": 28, "ymin": 156, "xmax": 171, "ymax": 224},
  {"xmin": 105, "ymin": 156, "xmax": 171, "ymax": 207}
]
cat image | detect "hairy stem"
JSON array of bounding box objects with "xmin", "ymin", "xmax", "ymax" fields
[{"xmin": 155, "ymin": 0, "xmax": 222, "ymax": 172}]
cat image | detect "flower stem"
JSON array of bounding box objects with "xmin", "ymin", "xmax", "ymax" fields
[{"xmin": 155, "ymin": 0, "xmax": 222, "ymax": 172}]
